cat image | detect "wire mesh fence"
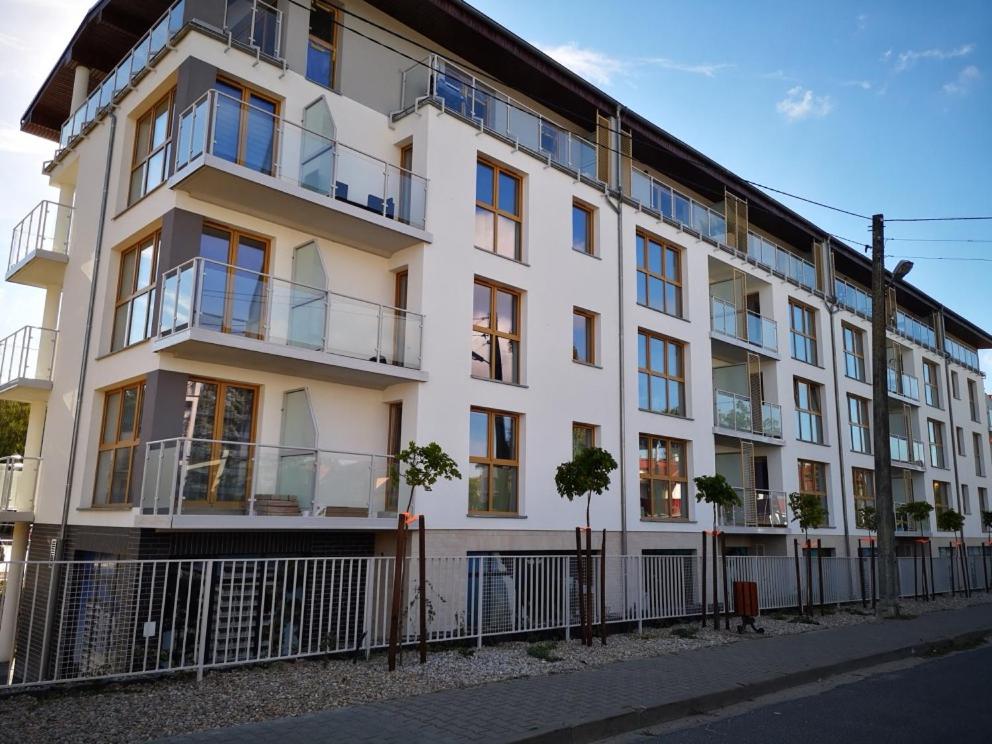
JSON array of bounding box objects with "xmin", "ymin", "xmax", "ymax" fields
[{"xmin": 1, "ymin": 550, "xmax": 989, "ymax": 689}]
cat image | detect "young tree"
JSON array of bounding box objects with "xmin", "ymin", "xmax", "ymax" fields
[
  {"xmin": 0, "ymin": 401, "xmax": 29, "ymax": 456},
  {"xmin": 789, "ymin": 492, "xmax": 828, "ymax": 614},
  {"xmin": 555, "ymin": 446, "xmax": 618, "ymax": 646},
  {"xmin": 983, "ymin": 510, "xmax": 992, "ymax": 541},
  {"xmin": 857, "ymin": 505, "xmax": 878, "ymax": 535},
  {"xmin": 694, "ymin": 475, "xmax": 741, "ymax": 629},
  {"xmin": 856, "ymin": 505, "xmax": 878, "ymax": 606},
  {"xmin": 898, "ymin": 501, "xmax": 935, "ymax": 601},
  {"xmin": 392, "ymin": 441, "xmax": 462, "ymax": 513},
  {"xmin": 937, "ymin": 508, "xmax": 969, "ymax": 597},
  {"xmin": 936, "ymin": 508, "xmax": 965, "ymax": 534}
]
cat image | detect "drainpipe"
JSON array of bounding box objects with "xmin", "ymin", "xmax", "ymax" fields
[
  {"xmin": 612, "ymin": 104, "xmax": 628, "ymax": 556},
  {"xmin": 826, "ymin": 301, "xmax": 852, "ymax": 559}
]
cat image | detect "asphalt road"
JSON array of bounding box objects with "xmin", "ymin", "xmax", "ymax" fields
[{"xmin": 608, "ymin": 642, "xmax": 992, "ymax": 743}]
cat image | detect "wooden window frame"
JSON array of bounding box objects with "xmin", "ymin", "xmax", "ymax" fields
[
  {"xmin": 200, "ymin": 221, "xmax": 272, "ymax": 338},
  {"xmin": 848, "ymin": 394, "xmax": 871, "ymax": 454},
  {"xmin": 572, "ymin": 422, "xmax": 596, "ymax": 456},
  {"xmin": 129, "ymin": 90, "xmax": 175, "ymax": 205},
  {"xmin": 789, "ymin": 299, "xmax": 818, "ymax": 365},
  {"xmin": 951, "ymin": 370, "xmax": 960, "ymax": 399},
  {"xmin": 469, "ymin": 407, "xmax": 520, "ymax": 515},
  {"xmin": 852, "ymin": 467, "xmax": 875, "ymax": 528},
  {"xmin": 94, "ymin": 379, "xmax": 146, "ymax": 506},
  {"xmin": 637, "ymin": 329, "xmax": 686, "ymax": 416},
  {"xmin": 927, "ymin": 418, "xmax": 946, "ymax": 468},
  {"xmin": 472, "ymin": 278, "xmax": 521, "ymax": 383},
  {"xmin": 572, "ymin": 200, "xmax": 594, "ymax": 256},
  {"xmin": 922, "ymin": 360, "xmax": 940, "ymax": 407},
  {"xmin": 306, "ymin": 0, "xmax": 339, "ymax": 89},
  {"xmin": 572, "ymin": 307, "xmax": 596, "ymax": 365},
  {"xmin": 215, "ymin": 77, "xmax": 281, "ymax": 172},
  {"xmin": 973, "ymin": 432, "xmax": 986, "ymax": 477},
  {"xmin": 639, "ymin": 434, "xmax": 688, "ymax": 520},
  {"xmin": 933, "ymin": 480, "xmax": 950, "ymax": 517},
  {"xmin": 475, "ymin": 158, "xmax": 522, "ymax": 260},
  {"xmin": 635, "ymin": 231, "xmax": 683, "ymax": 318},
  {"xmin": 841, "ymin": 323, "xmax": 866, "ymax": 382},
  {"xmin": 968, "ymin": 379, "xmax": 980, "ymax": 422},
  {"xmin": 794, "ymin": 377, "xmax": 824, "ymax": 444},
  {"xmin": 112, "ymin": 231, "xmax": 160, "ymax": 352},
  {"xmin": 797, "ymin": 459, "xmax": 829, "ymax": 526}
]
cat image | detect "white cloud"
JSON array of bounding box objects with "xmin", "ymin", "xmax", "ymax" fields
[
  {"xmin": 0, "ymin": 125, "xmax": 54, "ymax": 156},
  {"xmin": 892, "ymin": 43, "xmax": 975, "ymax": 72},
  {"xmin": 843, "ymin": 80, "xmax": 873, "ymax": 90},
  {"xmin": 776, "ymin": 86, "xmax": 834, "ymax": 121},
  {"xmin": 856, "ymin": 14, "xmax": 868, "ymax": 32},
  {"xmin": 943, "ymin": 65, "xmax": 981, "ymax": 95},
  {"xmin": 639, "ymin": 57, "xmax": 732, "ymax": 78},
  {"xmin": 539, "ymin": 42, "xmax": 627, "ymax": 86}
]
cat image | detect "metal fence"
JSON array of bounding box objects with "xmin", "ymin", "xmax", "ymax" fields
[{"xmin": 1, "ymin": 552, "xmax": 989, "ymax": 689}]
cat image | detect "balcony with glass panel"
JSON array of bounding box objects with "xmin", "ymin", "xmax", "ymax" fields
[
  {"xmin": 171, "ymin": 90, "xmax": 431, "ymax": 256},
  {"xmin": 155, "ymin": 257, "xmax": 426, "ymax": 389},
  {"xmin": 0, "ymin": 455, "xmax": 39, "ymax": 522},
  {"xmin": 713, "ymin": 389, "xmax": 784, "ymax": 442},
  {"xmin": 746, "ymin": 232, "xmax": 818, "ymax": 291},
  {"xmin": 890, "ymin": 434, "xmax": 925, "ymax": 470},
  {"xmin": 0, "ymin": 326, "xmax": 58, "ymax": 403},
  {"xmin": 7, "ymin": 201, "xmax": 74, "ymax": 287},
  {"xmin": 629, "ymin": 169, "xmax": 727, "ymax": 243},
  {"xmin": 718, "ymin": 488, "xmax": 789, "ymax": 529},
  {"xmin": 708, "ymin": 282, "xmax": 779, "ymax": 357},
  {"xmin": 886, "ymin": 367, "xmax": 920, "ymax": 405},
  {"xmin": 139, "ymin": 438, "xmax": 406, "ymax": 529}
]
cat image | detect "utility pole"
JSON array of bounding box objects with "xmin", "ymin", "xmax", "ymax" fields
[{"xmin": 871, "ymin": 213, "xmax": 899, "ymax": 616}]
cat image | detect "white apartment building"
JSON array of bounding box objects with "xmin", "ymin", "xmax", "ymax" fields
[{"xmin": 3, "ymin": 0, "xmax": 991, "ymax": 613}]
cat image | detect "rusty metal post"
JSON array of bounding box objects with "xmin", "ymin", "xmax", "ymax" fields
[
  {"xmin": 711, "ymin": 531, "xmax": 719, "ymax": 631},
  {"xmin": 575, "ymin": 527, "xmax": 586, "ymax": 645},
  {"xmin": 584, "ymin": 527, "xmax": 594, "ymax": 646},
  {"xmin": 858, "ymin": 541, "xmax": 867, "ymax": 608},
  {"xmin": 721, "ymin": 532, "xmax": 730, "ymax": 630},
  {"xmin": 600, "ymin": 528, "xmax": 607, "ymax": 645},
  {"xmin": 418, "ymin": 515, "xmax": 427, "ymax": 664},
  {"xmin": 701, "ymin": 531, "xmax": 708, "ymax": 627},
  {"xmin": 387, "ymin": 514, "xmax": 406, "ymax": 672},
  {"xmin": 949, "ymin": 541, "xmax": 957, "ymax": 597},
  {"xmin": 870, "ymin": 539, "xmax": 877, "ymax": 609},
  {"xmin": 793, "ymin": 538, "xmax": 803, "ymax": 615},
  {"xmin": 816, "ymin": 539, "xmax": 825, "ymax": 613}
]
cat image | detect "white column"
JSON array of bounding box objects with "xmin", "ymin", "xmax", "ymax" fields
[
  {"xmin": 53, "ymin": 183, "xmax": 75, "ymax": 255},
  {"xmin": 70, "ymin": 65, "xmax": 91, "ymax": 111},
  {"xmin": 0, "ymin": 522, "xmax": 30, "ymax": 665}
]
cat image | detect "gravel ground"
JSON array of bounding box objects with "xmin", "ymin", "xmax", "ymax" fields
[{"xmin": 2, "ymin": 593, "xmax": 989, "ymax": 744}]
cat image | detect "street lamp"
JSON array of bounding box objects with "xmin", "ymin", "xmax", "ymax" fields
[{"xmin": 892, "ymin": 260, "xmax": 914, "ymax": 282}]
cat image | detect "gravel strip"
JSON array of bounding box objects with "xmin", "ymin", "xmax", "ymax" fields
[{"xmin": 1, "ymin": 593, "xmax": 988, "ymax": 744}]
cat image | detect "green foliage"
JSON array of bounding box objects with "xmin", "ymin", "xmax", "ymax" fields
[
  {"xmin": 391, "ymin": 441, "xmax": 461, "ymax": 512},
  {"xmin": 981, "ymin": 510, "xmax": 992, "ymax": 533},
  {"xmin": 936, "ymin": 508, "xmax": 965, "ymax": 533},
  {"xmin": 0, "ymin": 401, "xmax": 29, "ymax": 456},
  {"xmin": 896, "ymin": 500, "xmax": 933, "ymax": 530},
  {"xmin": 693, "ymin": 474, "xmax": 742, "ymax": 510},
  {"xmin": 526, "ymin": 641, "xmax": 561, "ymax": 662},
  {"xmin": 555, "ymin": 446, "xmax": 618, "ymax": 527},
  {"xmin": 856, "ymin": 505, "xmax": 878, "ymax": 533},
  {"xmin": 788, "ymin": 492, "xmax": 828, "ymax": 538}
]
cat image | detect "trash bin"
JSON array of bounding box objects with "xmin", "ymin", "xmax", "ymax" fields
[{"xmin": 732, "ymin": 580, "xmax": 764, "ymax": 634}]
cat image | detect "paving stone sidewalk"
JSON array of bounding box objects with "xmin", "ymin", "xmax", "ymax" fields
[{"xmin": 157, "ymin": 603, "xmax": 992, "ymax": 744}]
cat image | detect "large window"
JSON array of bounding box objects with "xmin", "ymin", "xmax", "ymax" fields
[
  {"xmin": 797, "ymin": 460, "xmax": 828, "ymax": 526},
  {"xmin": 927, "ymin": 419, "xmax": 946, "ymax": 468},
  {"xmin": 951, "ymin": 370, "xmax": 960, "ymax": 399},
  {"xmin": 962, "ymin": 484, "xmax": 971, "ymax": 515},
  {"xmin": 637, "ymin": 330, "xmax": 685, "ymax": 416},
  {"xmin": 111, "ymin": 232, "xmax": 159, "ymax": 352},
  {"xmin": 974, "ymin": 433, "xmax": 986, "ymax": 477},
  {"xmin": 848, "ymin": 395, "xmax": 871, "ymax": 454},
  {"xmin": 789, "ymin": 300, "xmax": 817, "ymax": 365},
  {"xmin": 198, "ymin": 224, "xmax": 270, "ymax": 338},
  {"xmin": 842, "ymin": 324, "xmax": 866, "ymax": 382},
  {"xmin": 968, "ymin": 379, "xmax": 981, "ymax": 422},
  {"xmin": 306, "ymin": 1, "xmax": 337, "ymax": 88},
  {"xmin": 572, "ymin": 201, "xmax": 594, "ymax": 255},
  {"xmin": 635, "ymin": 232, "xmax": 682, "ymax": 317},
  {"xmin": 469, "ymin": 408, "xmax": 519, "ymax": 514},
  {"xmin": 933, "ymin": 480, "xmax": 950, "ymax": 518},
  {"xmin": 980, "ymin": 486, "xmax": 988, "ymax": 514},
  {"xmin": 852, "ymin": 467, "xmax": 875, "ymax": 528},
  {"xmin": 572, "ymin": 422, "xmax": 596, "ymax": 456},
  {"xmin": 572, "ymin": 308, "xmax": 596, "ymax": 365},
  {"xmin": 213, "ymin": 80, "xmax": 278, "ymax": 175},
  {"xmin": 794, "ymin": 378, "xmax": 824, "ymax": 444},
  {"xmin": 472, "ymin": 279, "xmax": 520, "ymax": 383},
  {"xmin": 922, "ymin": 360, "xmax": 940, "ymax": 407},
  {"xmin": 128, "ymin": 90, "xmax": 174, "ymax": 205},
  {"xmin": 475, "ymin": 160, "xmax": 521, "ymax": 260},
  {"xmin": 639, "ymin": 435, "xmax": 687, "ymax": 519},
  {"xmin": 94, "ymin": 380, "xmax": 145, "ymax": 506}
]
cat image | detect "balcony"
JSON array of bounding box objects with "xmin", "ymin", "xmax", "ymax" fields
[
  {"xmin": 139, "ymin": 438, "xmax": 407, "ymax": 529},
  {"xmin": 156, "ymin": 258, "xmax": 426, "ymax": 389},
  {"xmin": 7, "ymin": 201, "xmax": 73, "ymax": 287},
  {"xmin": 171, "ymin": 90, "xmax": 430, "ymax": 256},
  {"xmin": 886, "ymin": 368, "xmax": 920, "ymax": 403},
  {"xmin": 0, "ymin": 327, "xmax": 57, "ymax": 402},
  {"xmin": 890, "ymin": 434, "xmax": 925, "ymax": 468},
  {"xmin": 746, "ymin": 232, "xmax": 817, "ymax": 291},
  {"xmin": 713, "ymin": 389, "xmax": 783, "ymax": 440},
  {"xmin": 630, "ymin": 169, "xmax": 727, "ymax": 243},
  {"xmin": 719, "ymin": 488, "xmax": 789, "ymax": 529},
  {"xmin": 399, "ymin": 55, "xmax": 598, "ymax": 181},
  {"xmin": 710, "ymin": 295, "xmax": 779, "ymax": 355},
  {"xmin": 224, "ymin": 0, "xmax": 282, "ymax": 59},
  {"xmin": 0, "ymin": 455, "xmax": 38, "ymax": 521}
]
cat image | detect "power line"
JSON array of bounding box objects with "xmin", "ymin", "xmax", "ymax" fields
[
  {"xmin": 885, "ymin": 216, "xmax": 992, "ymax": 223},
  {"xmin": 885, "ymin": 254, "xmax": 992, "ymax": 262},
  {"xmin": 887, "ymin": 237, "xmax": 992, "ymax": 243},
  {"xmin": 744, "ymin": 181, "xmax": 871, "ymax": 221}
]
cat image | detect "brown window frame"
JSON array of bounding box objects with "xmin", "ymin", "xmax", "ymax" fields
[
  {"xmin": 637, "ymin": 329, "xmax": 686, "ymax": 416},
  {"xmin": 841, "ymin": 323, "xmax": 866, "ymax": 382},
  {"xmin": 794, "ymin": 377, "xmax": 824, "ymax": 444},
  {"xmin": 847, "ymin": 394, "xmax": 871, "ymax": 454},
  {"xmin": 922, "ymin": 360, "xmax": 940, "ymax": 407},
  {"xmin": 112, "ymin": 231, "xmax": 160, "ymax": 352},
  {"xmin": 472, "ymin": 278, "xmax": 521, "ymax": 383},
  {"xmin": 797, "ymin": 459, "xmax": 829, "ymax": 526},
  {"xmin": 572, "ymin": 200, "xmax": 594, "ymax": 255},
  {"xmin": 968, "ymin": 379, "xmax": 981, "ymax": 422},
  {"xmin": 974, "ymin": 432, "xmax": 986, "ymax": 477},
  {"xmin": 852, "ymin": 467, "xmax": 875, "ymax": 528},
  {"xmin": 789, "ymin": 299, "xmax": 817, "ymax": 365},
  {"xmin": 475, "ymin": 158, "xmax": 522, "ymax": 260},
  {"xmin": 306, "ymin": 0, "xmax": 339, "ymax": 89},
  {"xmin": 639, "ymin": 434, "xmax": 688, "ymax": 520},
  {"xmin": 927, "ymin": 418, "xmax": 946, "ymax": 468},
  {"xmin": 93, "ymin": 379, "xmax": 146, "ymax": 506},
  {"xmin": 933, "ymin": 480, "xmax": 950, "ymax": 517},
  {"xmin": 128, "ymin": 90, "xmax": 175, "ymax": 205},
  {"xmin": 214, "ymin": 78, "xmax": 281, "ymax": 173},
  {"xmin": 572, "ymin": 307, "xmax": 596, "ymax": 365},
  {"xmin": 636, "ymin": 231, "xmax": 683, "ymax": 318},
  {"xmin": 469, "ymin": 407, "xmax": 520, "ymax": 515},
  {"xmin": 572, "ymin": 422, "xmax": 596, "ymax": 456}
]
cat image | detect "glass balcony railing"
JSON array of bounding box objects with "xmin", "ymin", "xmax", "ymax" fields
[
  {"xmin": 886, "ymin": 368, "xmax": 920, "ymax": 401},
  {"xmin": 58, "ymin": 0, "xmax": 186, "ymax": 150},
  {"xmin": 141, "ymin": 438, "xmax": 407, "ymax": 519},
  {"xmin": 713, "ymin": 390, "xmax": 783, "ymax": 438},
  {"xmin": 719, "ymin": 488, "xmax": 789, "ymax": 528},
  {"xmin": 224, "ymin": 0, "xmax": 282, "ymax": 59},
  {"xmin": 890, "ymin": 434, "xmax": 925, "ymax": 465},
  {"xmin": 630, "ymin": 169, "xmax": 727, "ymax": 242},
  {"xmin": 0, "ymin": 326, "xmax": 57, "ymax": 389},
  {"xmin": 175, "ymin": 90, "xmax": 429, "ymax": 231},
  {"xmin": 746, "ymin": 232, "xmax": 817, "ymax": 291},
  {"xmin": 834, "ymin": 277, "xmax": 872, "ymax": 317},
  {"xmin": 709, "ymin": 295, "xmax": 779, "ymax": 352},
  {"xmin": 0, "ymin": 455, "xmax": 40, "ymax": 513},
  {"xmin": 945, "ymin": 336, "xmax": 980, "ymax": 372},
  {"xmin": 895, "ymin": 502, "xmax": 932, "ymax": 534},
  {"xmin": 158, "ymin": 257, "xmax": 423, "ymax": 370},
  {"xmin": 8, "ymin": 201, "xmax": 74, "ymax": 271},
  {"xmin": 399, "ymin": 55, "xmax": 598, "ymax": 180}
]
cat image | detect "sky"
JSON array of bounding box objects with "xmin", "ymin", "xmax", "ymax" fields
[{"xmin": 1, "ymin": 0, "xmax": 990, "ymax": 388}]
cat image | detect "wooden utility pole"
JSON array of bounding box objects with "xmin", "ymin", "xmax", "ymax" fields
[{"xmin": 871, "ymin": 213, "xmax": 899, "ymax": 616}]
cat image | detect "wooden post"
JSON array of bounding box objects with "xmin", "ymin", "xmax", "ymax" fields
[
  {"xmin": 949, "ymin": 541, "xmax": 957, "ymax": 597},
  {"xmin": 387, "ymin": 514, "xmax": 407, "ymax": 672},
  {"xmin": 711, "ymin": 531, "xmax": 719, "ymax": 631},
  {"xmin": 701, "ymin": 531, "xmax": 708, "ymax": 627},
  {"xmin": 959, "ymin": 537, "xmax": 971, "ymax": 598},
  {"xmin": 927, "ymin": 540, "xmax": 936, "ymax": 601},
  {"xmin": 805, "ymin": 540, "xmax": 814, "ymax": 615},
  {"xmin": 816, "ymin": 539, "xmax": 825, "ymax": 613},
  {"xmin": 600, "ymin": 528, "xmax": 607, "ymax": 645},
  {"xmin": 720, "ymin": 533, "xmax": 730, "ymax": 630},
  {"xmin": 575, "ymin": 527, "xmax": 586, "ymax": 645},
  {"xmin": 920, "ymin": 541, "xmax": 929, "ymax": 602},
  {"xmin": 857, "ymin": 541, "xmax": 867, "ymax": 608},
  {"xmin": 983, "ymin": 543, "xmax": 990, "ymax": 593},
  {"xmin": 870, "ymin": 539, "xmax": 877, "ymax": 609},
  {"xmin": 793, "ymin": 538, "xmax": 804, "ymax": 615},
  {"xmin": 585, "ymin": 527, "xmax": 594, "ymax": 646},
  {"xmin": 913, "ymin": 541, "xmax": 920, "ymax": 600},
  {"xmin": 418, "ymin": 514, "xmax": 427, "ymax": 665}
]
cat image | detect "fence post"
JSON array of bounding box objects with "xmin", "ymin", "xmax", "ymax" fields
[
  {"xmin": 636, "ymin": 556, "xmax": 643, "ymax": 636},
  {"xmin": 475, "ymin": 557, "xmax": 484, "ymax": 649},
  {"xmin": 562, "ymin": 556, "xmax": 570, "ymax": 642},
  {"xmin": 196, "ymin": 560, "xmax": 214, "ymax": 682}
]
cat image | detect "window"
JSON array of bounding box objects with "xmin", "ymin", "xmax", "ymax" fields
[
  {"xmin": 385, "ymin": 402, "xmax": 403, "ymax": 512},
  {"xmin": 475, "ymin": 160, "xmax": 521, "ymax": 260},
  {"xmin": 306, "ymin": 1, "xmax": 337, "ymax": 88},
  {"xmin": 927, "ymin": 419, "xmax": 946, "ymax": 468},
  {"xmin": 852, "ymin": 468, "xmax": 875, "ymax": 528},
  {"xmin": 789, "ymin": 300, "xmax": 817, "ymax": 365},
  {"xmin": 639, "ymin": 435, "xmax": 687, "ymax": 519},
  {"xmin": 951, "ymin": 370, "xmax": 960, "ymax": 399},
  {"xmin": 213, "ymin": 80, "xmax": 278, "ymax": 175},
  {"xmin": 848, "ymin": 395, "xmax": 871, "ymax": 454},
  {"xmin": 979, "ymin": 486, "xmax": 988, "ymax": 514},
  {"xmin": 93, "ymin": 380, "xmax": 145, "ymax": 506},
  {"xmin": 572, "ymin": 201, "xmax": 594, "ymax": 255},
  {"xmin": 129, "ymin": 90, "xmax": 174, "ymax": 204},
  {"xmin": 797, "ymin": 460, "xmax": 829, "ymax": 526},
  {"xmin": 469, "ymin": 408, "xmax": 519, "ymax": 514},
  {"xmin": 962, "ymin": 484, "xmax": 971, "ymax": 515},
  {"xmin": 974, "ymin": 433, "xmax": 986, "ymax": 477},
  {"xmin": 572, "ymin": 422, "xmax": 596, "ymax": 456},
  {"xmin": 968, "ymin": 380, "xmax": 981, "ymax": 422},
  {"xmin": 922, "ymin": 360, "xmax": 940, "ymax": 407},
  {"xmin": 635, "ymin": 232, "xmax": 682, "ymax": 317},
  {"xmin": 572, "ymin": 308, "xmax": 596, "ymax": 365},
  {"xmin": 637, "ymin": 330, "xmax": 685, "ymax": 416},
  {"xmin": 198, "ymin": 224, "xmax": 270, "ymax": 338},
  {"xmin": 111, "ymin": 232, "xmax": 159, "ymax": 352},
  {"xmin": 956, "ymin": 427, "xmax": 965, "ymax": 456},
  {"xmin": 933, "ymin": 480, "xmax": 950, "ymax": 517},
  {"xmin": 794, "ymin": 378, "xmax": 824, "ymax": 444},
  {"xmin": 842, "ymin": 324, "xmax": 866, "ymax": 381},
  {"xmin": 472, "ymin": 279, "xmax": 520, "ymax": 383}
]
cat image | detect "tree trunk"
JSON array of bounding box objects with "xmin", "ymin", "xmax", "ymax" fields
[{"xmin": 387, "ymin": 514, "xmax": 407, "ymax": 672}]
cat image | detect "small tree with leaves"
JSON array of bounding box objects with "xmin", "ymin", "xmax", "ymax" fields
[
  {"xmin": 856, "ymin": 504, "xmax": 878, "ymax": 605},
  {"xmin": 694, "ymin": 475, "xmax": 741, "ymax": 627},
  {"xmin": 937, "ymin": 509, "xmax": 968, "ymax": 597},
  {"xmin": 857, "ymin": 505, "xmax": 878, "ymax": 534},
  {"xmin": 789, "ymin": 492, "xmax": 828, "ymax": 614},
  {"xmin": 983, "ymin": 511, "xmax": 992, "ymax": 542},
  {"xmin": 897, "ymin": 500, "xmax": 933, "ymax": 536}
]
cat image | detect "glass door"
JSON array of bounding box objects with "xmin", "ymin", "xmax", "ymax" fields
[
  {"xmin": 199, "ymin": 224, "xmax": 270, "ymax": 339},
  {"xmin": 213, "ymin": 80, "xmax": 279, "ymax": 175}
]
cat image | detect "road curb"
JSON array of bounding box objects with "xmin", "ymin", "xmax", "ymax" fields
[{"xmin": 514, "ymin": 627, "xmax": 992, "ymax": 744}]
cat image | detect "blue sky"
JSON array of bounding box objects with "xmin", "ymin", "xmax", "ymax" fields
[{"xmin": 0, "ymin": 1, "xmax": 989, "ymax": 386}]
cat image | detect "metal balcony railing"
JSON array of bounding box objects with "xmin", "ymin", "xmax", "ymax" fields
[
  {"xmin": 630, "ymin": 169, "xmax": 726, "ymax": 242},
  {"xmin": 224, "ymin": 0, "xmax": 282, "ymax": 59},
  {"xmin": 709, "ymin": 295, "xmax": 779, "ymax": 352},
  {"xmin": 8, "ymin": 201, "xmax": 74, "ymax": 271},
  {"xmin": 713, "ymin": 389, "xmax": 783, "ymax": 438},
  {"xmin": 886, "ymin": 368, "xmax": 920, "ymax": 401},
  {"xmin": 719, "ymin": 487, "xmax": 789, "ymax": 528},
  {"xmin": 141, "ymin": 438, "xmax": 407, "ymax": 518},
  {"xmin": 0, "ymin": 326, "xmax": 57, "ymax": 389},
  {"xmin": 159, "ymin": 257, "xmax": 423, "ymax": 370},
  {"xmin": 175, "ymin": 90, "xmax": 429, "ymax": 231},
  {"xmin": 889, "ymin": 434, "xmax": 925, "ymax": 465},
  {"xmin": 0, "ymin": 455, "xmax": 40, "ymax": 513}
]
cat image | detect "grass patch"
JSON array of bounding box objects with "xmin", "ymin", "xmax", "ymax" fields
[
  {"xmin": 526, "ymin": 641, "xmax": 561, "ymax": 662},
  {"xmin": 670, "ymin": 626, "xmax": 699, "ymax": 640}
]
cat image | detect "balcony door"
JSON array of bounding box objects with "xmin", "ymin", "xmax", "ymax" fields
[
  {"xmin": 213, "ymin": 79, "xmax": 279, "ymax": 175},
  {"xmin": 199, "ymin": 224, "xmax": 270, "ymax": 339},
  {"xmin": 182, "ymin": 379, "xmax": 258, "ymax": 511}
]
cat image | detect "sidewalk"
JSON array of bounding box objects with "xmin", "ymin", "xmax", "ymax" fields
[{"xmin": 157, "ymin": 603, "xmax": 992, "ymax": 744}]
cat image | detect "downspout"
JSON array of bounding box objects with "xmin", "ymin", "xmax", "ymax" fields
[
  {"xmin": 827, "ymin": 301, "xmax": 852, "ymax": 559},
  {"xmin": 613, "ymin": 104, "xmax": 628, "ymax": 556}
]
